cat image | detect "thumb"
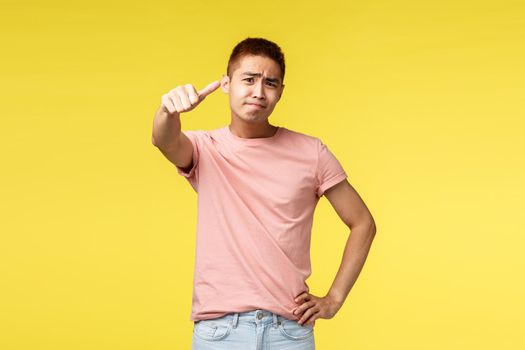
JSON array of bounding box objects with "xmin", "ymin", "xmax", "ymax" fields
[{"xmin": 198, "ymin": 80, "xmax": 221, "ymax": 99}]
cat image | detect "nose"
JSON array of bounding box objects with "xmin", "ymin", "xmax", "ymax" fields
[{"xmin": 252, "ymin": 80, "xmax": 265, "ymax": 99}]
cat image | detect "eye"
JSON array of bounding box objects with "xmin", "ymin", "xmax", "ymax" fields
[{"xmin": 243, "ymin": 78, "xmax": 254, "ymax": 83}]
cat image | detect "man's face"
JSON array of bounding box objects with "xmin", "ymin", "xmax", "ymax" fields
[{"xmin": 221, "ymin": 55, "xmax": 285, "ymax": 124}]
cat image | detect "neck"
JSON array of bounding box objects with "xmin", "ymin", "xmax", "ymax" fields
[{"xmin": 229, "ymin": 117, "xmax": 278, "ymax": 139}]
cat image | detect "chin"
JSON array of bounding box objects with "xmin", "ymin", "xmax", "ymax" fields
[
  {"xmin": 240, "ymin": 117, "xmax": 265, "ymax": 125},
  {"xmin": 241, "ymin": 116, "xmax": 261, "ymax": 123}
]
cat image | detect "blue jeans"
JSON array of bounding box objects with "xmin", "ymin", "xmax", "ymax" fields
[{"xmin": 192, "ymin": 309, "xmax": 315, "ymax": 349}]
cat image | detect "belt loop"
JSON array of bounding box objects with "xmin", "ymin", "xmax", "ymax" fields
[
  {"xmin": 273, "ymin": 313, "xmax": 278, "ymax": 328},
  {"xmin": 231, "ymin": 313, "xmax": 239, "ymax": 328}
]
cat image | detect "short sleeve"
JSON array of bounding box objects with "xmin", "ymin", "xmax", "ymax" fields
[
  {"xmin": 175, "ymin": 130, "xmax": 200, "ymax": 192},
  {"xmin": 315, "ymin": 140, "xmax": 348, "ymax": 197}
]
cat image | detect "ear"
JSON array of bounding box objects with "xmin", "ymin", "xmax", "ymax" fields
[{"xmin": 220, "ymin": 74, "xmax": 230, "ymax": 94}]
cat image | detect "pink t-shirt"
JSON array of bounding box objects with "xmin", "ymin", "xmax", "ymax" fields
[{"xmin": 176, "ymin": 125, "xmax": 348, "ymax": 322}]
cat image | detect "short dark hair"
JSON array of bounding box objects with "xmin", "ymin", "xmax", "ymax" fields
[{"xmin": 226, "ymin": 37, "xmax": 286, "ymax": 85}]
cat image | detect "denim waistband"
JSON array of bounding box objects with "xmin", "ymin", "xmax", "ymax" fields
[{"xmin": 228, "ymin": 309, "xmax": 285, "ymax": 329}]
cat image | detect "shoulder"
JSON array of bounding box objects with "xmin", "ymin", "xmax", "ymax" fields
[
  {"xmin": 282, "ymin": 128, "xmax": 323, "ymax": 154},
  {"xmin": 279, "ymin": 127, "xmax": 322, "ymax": 149}
]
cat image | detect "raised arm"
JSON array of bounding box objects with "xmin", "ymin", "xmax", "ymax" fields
[{"xmin": 151, "ymin": 80, "xmax": 220, "ymax": 169}]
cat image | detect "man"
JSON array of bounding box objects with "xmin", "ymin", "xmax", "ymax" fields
[{"xmin": 152, "ymin": 37, "xmax": 376, "ymax": 349}]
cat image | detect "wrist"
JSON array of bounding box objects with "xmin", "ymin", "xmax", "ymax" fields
[{"xmin": 326, "ymin": 290, "xmax": 346, "ymax": 306}]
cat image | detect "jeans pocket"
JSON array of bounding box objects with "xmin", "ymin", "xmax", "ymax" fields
[
  {"xmin": 278, "ymin": 319, "xmax": 314, "ymax": 340},
  {"xmin": 193, "ymin": 315, "xmax": 233, "ymax": 341}
]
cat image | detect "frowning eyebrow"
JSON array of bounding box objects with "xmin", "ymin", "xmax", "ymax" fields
[{"xmin": 241, "ymin": 72, "xmax": 281, "ymax": 84}]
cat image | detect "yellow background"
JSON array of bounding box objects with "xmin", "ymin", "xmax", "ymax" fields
[{"xmin": 1, "ymin": 0, "xmax": 524, "ymax": 349}]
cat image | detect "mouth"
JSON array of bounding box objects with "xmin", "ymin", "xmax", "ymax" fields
[{"xmin": 245, "ymin": 102, "xmax": 265, "ymax": 109}]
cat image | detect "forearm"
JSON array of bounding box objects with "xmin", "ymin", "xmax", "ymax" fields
[
  {"xmin": 151, "ymin": 104, "xmax": 182, "ymax": 149},
  {"xmin": 326, "ymin": 221, "xmax": 377, "ymax": 306}
]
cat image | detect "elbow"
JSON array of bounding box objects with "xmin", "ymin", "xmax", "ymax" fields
[
  {"xmin": 366, "ymin": 215, "xmax": 377, "ymax": 235},
  {"xmin": 348, "ymin": 216, "xmax": 376, "ymax": 235},
  {"xmin": 370, "ymin": 220, "xmax": 377, "ymax": 235}
]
